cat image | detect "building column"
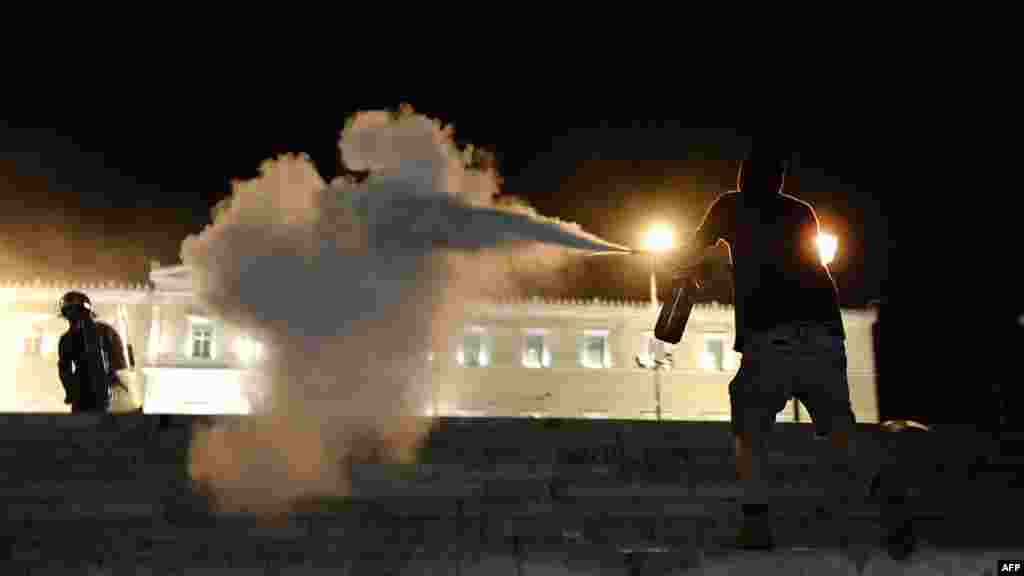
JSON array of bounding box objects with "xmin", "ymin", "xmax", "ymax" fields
[
  {"xmin": 147, "ymin": 305, "xmax": 162, "ymax": 363},
  {"xmin": 0, "ymin": 312, "xmax": 19, "ymax": 410}
]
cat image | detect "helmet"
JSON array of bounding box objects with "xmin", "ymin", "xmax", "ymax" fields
[{"xmin": 59, "ymin": 291, "xmax": 95, "ymax": 320}]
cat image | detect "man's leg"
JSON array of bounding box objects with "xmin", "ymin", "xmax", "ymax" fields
[
  {"xmin": 795, "ymin": 328, "xmax": 858, "ymax": 545},
  {"xmin": 827, "ymin": 426, "xmax": 856, "ymax": 509},
  {"xmin": 734, "ymin": 431, "xmax": 756, "ymax": 483},
  {"xmin": 734, "ymin": 429, "xmax": 772, "ymax": 509},
  {"xmin": 729, "ymin": 352, "xmax": 789, "ymax": 549}
]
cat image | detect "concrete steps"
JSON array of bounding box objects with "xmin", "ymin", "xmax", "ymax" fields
[
  {"xmin": 0, "ymin": 414, "xmax": 1019, "ymax": 572},
  {"xmin": 5, "ymin": 519, "xmax": 1021, "ymax": 574}
]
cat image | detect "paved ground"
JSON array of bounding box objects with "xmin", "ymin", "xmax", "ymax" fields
[
  {"xmin": 1, "ymin": 414, "xmax": 1020, "ymax": 574},
  {"xmin": 11, "ymin": 544, "xmax": 1021, "ymax": 575}
]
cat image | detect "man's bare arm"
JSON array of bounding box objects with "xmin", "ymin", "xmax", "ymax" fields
[
  {"xmin": 670, "ymin": 241, "xmax": 723, "ymax": 279},
  {"xmin": 670, "ymin": 192, "xmax": 732, "ymax": 280}
]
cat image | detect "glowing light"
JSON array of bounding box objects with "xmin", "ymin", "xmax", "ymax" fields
[
  {"xmin": 234, "ymin": 336, "xmax": 263, "ymax": 364},
  {"xmin": 0, "ymin": 287, "xmax": 16, "ymax": 306},
  {"xmin": 642, "ymin": 224, "xmax": 674, "ymax": 254},
  {"xmin": 816, "ymin": 233, "xmax": 838, "ymax": 266}
]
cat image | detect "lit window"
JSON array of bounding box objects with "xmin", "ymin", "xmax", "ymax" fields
[
  {"xmin": 700, "ymin": 335, "xmax": 726, "ymax": 372},
  {"xmin": 21, "ymin": 333, "xmax": 43, "ymax": 356},
  {"xmin": 191, "ymin": 326, "xmax": 214, "ymax": 359},
  {"xmin": 580, "ymin": 330, "xmax": 610, "ymax": 369},
  {"xmin": 457, "ymin": 326, "xmax": 489, "ymax": 367},
  {"xmin": 523, "ymin": 329, "xmax": 551, "ymax": 368}
]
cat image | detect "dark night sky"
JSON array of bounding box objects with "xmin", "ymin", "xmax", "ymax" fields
[{"xmin": 1, "ymin": 100, "xmax": 886, "ymax": 307}]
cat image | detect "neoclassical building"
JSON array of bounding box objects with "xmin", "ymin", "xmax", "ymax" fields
[{"xmin": 1, "ymin": 264, "xmax": 879, "ymax": 423}]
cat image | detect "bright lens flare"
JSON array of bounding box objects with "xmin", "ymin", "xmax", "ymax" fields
[
  {"xmin": 816, "ymin": 233, "xmax": 838, "ymax": 266},
  {"xmin": 642, "ymin": 225, "xmax": 674, "ymax": 253},
  {"xmin": 234, "ymin": 336, "xmax": 263, "ymax": 364}
]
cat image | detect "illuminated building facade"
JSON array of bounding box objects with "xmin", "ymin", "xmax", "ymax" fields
[{"xmin": 1, "ymin": 265, "xmax": 879, "ymax": 422}]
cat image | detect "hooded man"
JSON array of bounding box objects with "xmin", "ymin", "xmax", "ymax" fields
[{"xmin": 57, "ymin": 291, "xmax": 129, "ymax": 413}]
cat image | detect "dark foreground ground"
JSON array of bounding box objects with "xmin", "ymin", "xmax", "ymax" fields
[{"xmin": 1, "ymin": 413, "xmax": 1021, "ymax": 574}]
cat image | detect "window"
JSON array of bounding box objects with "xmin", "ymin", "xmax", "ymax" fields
[
  {"xmin": 700, "ymin": 334, "xmax": 727, "ymax": 372},
  {"xmin": 21, "ymin": 333, "xmax": 42, "ymax": 356},
  {"xmin": 580, "ymin": 330, "xmax": 610, "ymax": 369},
  {"xmin": 457, "ymin": 326, "xmax": 490, "ymax": 367},
  {"xmin": 192, "ymin": 326, "xmax": 213, "ymax": 359},
  {"xmin": 187, "ymin": 315, "xmax": 216, "ymax": 360},
  {"xmin": 522, "ymin": 329, "xmax": 551, "ymax": 368}
]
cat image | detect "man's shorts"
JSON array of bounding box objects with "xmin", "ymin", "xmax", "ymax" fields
[{"xmin": 729, "ymin": 321, "xmax": 855, "ymax": 437}]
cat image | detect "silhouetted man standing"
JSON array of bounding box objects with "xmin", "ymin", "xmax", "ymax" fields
[
  {"xmin": 673, "ymin": 156, "xmax": 854, "ymax": 549},
  {"xmin": 57, "ymin": 291, "xmax": 128, "ymax": 413}
]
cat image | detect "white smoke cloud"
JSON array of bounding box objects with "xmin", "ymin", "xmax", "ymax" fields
[{"xmin": 181, "ymin": 105, "xmax": 627, "ymax": 513}]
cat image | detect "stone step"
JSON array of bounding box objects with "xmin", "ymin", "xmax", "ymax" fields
[
  {"xmin": 0, "ymin": 461, "xmax": 186, "ymax": 483},
  {"xmin": 1, "ymin": 466, "xmax": 1006, "ymax": 508},
  {"xmin": 0, "ymin": 415, "xmax": 1000, "ymax": 445},
  {"xmin": 2, "ymin": 418, "xmax": 1007, "ymax": 469},
  {"xmin": 0, "ymin": 478, "xmax": 184, "ymax": 500},
  {"xmin": 292, "ymin": 493, "xmax": 1014, "ymax": 524},
  {"xmin": 1, "ymin": 500, "xmax": 1006, "ymax": 546},
  {"xmin": 6, "ymin": 545, "xmax": 1020, "ymax": 575},
  {"xmin": 6, "ymin": 517, "xmax": 1020, "ymax": 573},
  {"xmin": 6, "ymin": 497, "xmax": 163, "ymax": 521},
  {"xmin": 348, "ymin": 461, "xmax": 1006, "ymax": 494}
]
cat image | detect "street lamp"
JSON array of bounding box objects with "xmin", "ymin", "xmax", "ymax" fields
[
  {"xmin": 642, "ymin": 224, "xmax": 675, "ymax": 308},
  {"xmin": 816, "ymin": 233, "xmax": 838, "ymax": 266},
  {"xmin": 641, "ymin": 223, "xmax": 674, "ymax": 422}
]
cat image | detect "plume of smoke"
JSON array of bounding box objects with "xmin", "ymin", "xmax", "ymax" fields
[{"xmin": 180, "ymin": 106, "xmax": 624, "ymax": 513}]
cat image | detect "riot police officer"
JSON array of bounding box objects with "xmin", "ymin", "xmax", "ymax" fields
[{"xmin": 57, "ymin": 291, "xmax": 128, "ymax": 413}]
